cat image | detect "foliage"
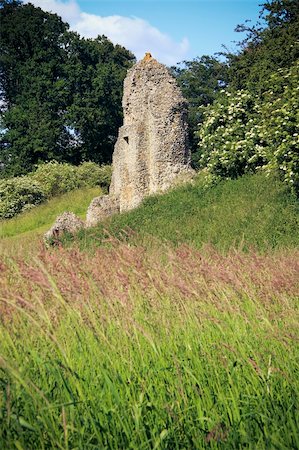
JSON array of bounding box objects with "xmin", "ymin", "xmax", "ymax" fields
[
  {"xmin": 196, "ymin": 63, "xmax": 299, "ymax": 193},
  {"xmin": 171, "ymin": 55, "xmax": 228, "ymax": 156},
  {"xmin": 30, "ymin": 161, "xmax": 111, "ymax": 197},
  {"xmin": 30, "ymin": 161, "xmax": 79, "ymax": 198},
  {"xmin": 0, "ymin": 1, "xmax": 68, "ymax": 107},
  {"xmin": 0, "ymin": 161, "xmax": 111, "ymax": 219},
  {"xmin": 76, "ymin": 162, "xmax": 112, "ymax": 191},
  {"xmin": 166, "ymin": 0, "xmax": 299, "ymax": 178},
  {"xmin": 0, "ymin": 1, "xmax": 72, "ymax": 175},
  {"xmin": 64, "ymin": 36, "xmax": 135, "ymax": 165},
  {"xmin": 196, "ymin": 89, "xmax": 261, "ymax": 178},
  {"xmin": 259, "ymin": 64, "xmax": 299, "ymax": 191},
  {"xmin": 172, "ymin": 1, "xmax": 298, "ymax": 162},
  {"xmin": 0, "ymin": 241, "xmax": 298, "ymax": 448},
  {"xmin": 0, "ymin": 1, "xmax": 134, "ymax": 176},
  {"xmin": 0, "ymin": 176, "xmax": 46, "ymax": 218},
  {"xmin": 224, "ymin": 0, "xmax": 299, "ymax": 94}
]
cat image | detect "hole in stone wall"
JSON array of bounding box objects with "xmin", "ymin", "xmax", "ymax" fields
[{"xmin": 124, "ymin": 136, "xmax": 129, "ymax": 144}]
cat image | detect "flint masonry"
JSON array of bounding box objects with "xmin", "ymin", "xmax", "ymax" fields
[
  {"xmin": 86, "ymin": 52, "xmax": 192, "ymax": 226},
  {"xmin": 109, "ymin": 52, "xmax": 191, "ymax": 212},
  {"xmin": 46, "ymin": 53, "xmax": 192, "ymax": 238}
]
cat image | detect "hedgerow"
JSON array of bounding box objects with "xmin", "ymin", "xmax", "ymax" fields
[
  {"xmin": 0, "ymin": 162, "xmax": 112, "ymax": 219},
  {"xmin": 30, "ymin": 161, "xmax": 78, "ymax": 197},
  {"xmin": 76, "ymin": 162, "xmax": 112, "ymax": 192},
  {"xmin": 0, "ymin": 177, "xmax": 46, "ymax": 219}
]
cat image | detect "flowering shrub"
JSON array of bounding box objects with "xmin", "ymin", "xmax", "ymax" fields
[
  {"xmin": 1, "ymin": 161, "xmax": 112, "ymax": 219},
  {"xmin": 30, "ymin": 161, "xmax": 112, "ymax": 197},
  {"xmin": 0, "ymin": 177, "xmax": 46, "ymax": 219},
  {"xmin": 259, "ymin": 65, "xmax": 299, "ymax": 191},
  {"xmin": 30, "ymin": 161, "xmax": 79, "ymax": 197},
  {"xmin": 196, "ymin": 90, "xmax": 264, "ymax": 178},
  {"xmin": 196, "ymin": 63, "xmax": 299, "ymax": 193},
  {"xmin": 76, "ymin": 162, "xmax": 112, "ymax": 192}
]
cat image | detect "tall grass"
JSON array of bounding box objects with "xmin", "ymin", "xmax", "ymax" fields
[
  {"xmin": 1, "ymin": 241, "xmax": 298, "ymax": 449},
  {"xmin": 1, "ymin": 172, "xmax": 298, "ymax": 448}
]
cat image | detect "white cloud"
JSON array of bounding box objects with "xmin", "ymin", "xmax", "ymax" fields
[
  {"xmin": 28, "ymin": 0, "xmax": 81, "ymax": 23},
  {"xmin": 25, "ymin": 0, "xmax": 189, "ymax": 65}
]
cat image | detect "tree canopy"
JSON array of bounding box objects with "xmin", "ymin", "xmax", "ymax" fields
[
  {"xmin": 223, "ymin": 0, "xmax": 299, "ymax": 94},
  {"xmin": 193, "ymin": 0, "xmax": 299, "ymax": 193},
  {"xmin": 0, "ymin": 0, "xmax": 135, "ymax": 177},
  {"xmin": 171, "ymin": 56, "xmax": 228, "ymax": 155},
  {"xmin": 172, "ymin": 0, "xmax": 298, "ymax": 169}
]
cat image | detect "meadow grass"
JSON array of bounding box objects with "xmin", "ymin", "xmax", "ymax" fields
[
  {"xmin": 0, "ymin": 174, "xmax": 298, "ymax": 449},
  {"xmin": 0, "ymin": 241, "xmax": 298, "ymax": 449},
  {"xmin": 70, "ymin": 173, "xmax": 299, "ymax": 252}
]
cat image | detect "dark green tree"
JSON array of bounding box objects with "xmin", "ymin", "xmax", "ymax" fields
[
  {"xmin": 225, "ymin": 0, "xmax": 299, "ymax": 94},
  {"xmin": 0, "ymin": 1, "xmax": 134, "ymax": 177},
  {"xmin": 0, "ymin": 1, "xmax": 73, "ymax": 175},
  {"xmin": 171, "ymin": 55, "xmax": 228, "ymax": 159},
  {"xmin": 65, "ymin": 35, "xmax": 134, "ymax": 164}
]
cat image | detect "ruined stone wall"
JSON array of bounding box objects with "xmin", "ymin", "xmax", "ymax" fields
[
  {"xmin": 109, "ymin": 54, "xmax": 191, "ymax": 212},
  {"xmin": 46, "ymin": 54, "xmax": 193, "ymax": 238}
]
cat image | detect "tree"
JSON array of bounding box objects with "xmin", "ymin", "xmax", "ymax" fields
[
  {"xmin": 196, "ymin": 63, "xmax": 299, "ymax": 194},
  {"xmin": 0, "ymin": 1, "xmax": 72, "ymax": 175},
  {"xmin": 0, "ymin": 1, "xmax": 135, "ymax": 177},
  {"xmin": 224, "ymin": 0, "xmax": 299, "ymax": 94},
  {"xmin": 193, "ymin": 1, "xmax": 299, "ymax": 192},
  {"xmin": 65, "ymin": 36, "xmax": 134, "ymax": 164},
  {"xmin": 171, "ymin": 55, "xmax": 228, "ymax": 159}
]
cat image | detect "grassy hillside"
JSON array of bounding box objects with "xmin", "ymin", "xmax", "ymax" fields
[
  {"xmin": 1, "ymin": 173, "xmax": 299, "ymax": 256},
  {"xmin": 0, "ymin": 187, "xmax": 101, "ymax": 256},
  {"xmin": 1, "ymin": 173, "xmax": 298, "ymax": 449},
  {"xmin": 71, "ymin": 173, "xmax": 299, "ymax": 252}
]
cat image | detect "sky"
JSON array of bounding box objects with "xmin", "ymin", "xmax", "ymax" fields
[{"xmin": 25, "ymin": 0, "xmax": 264, "ymax": 65}]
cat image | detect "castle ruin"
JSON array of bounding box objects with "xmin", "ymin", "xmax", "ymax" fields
[
  {"xmin": 86, "ymin": 53, "xmax": 192, "ymax": 226},
  {"xmin": 46, "ymin": 53, "xmax": 192, "ymax": 238}
]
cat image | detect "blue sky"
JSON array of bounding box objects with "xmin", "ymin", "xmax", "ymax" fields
[{"xmin": 27, "ymin": 0, "xmax": 264, "ymax": 65}]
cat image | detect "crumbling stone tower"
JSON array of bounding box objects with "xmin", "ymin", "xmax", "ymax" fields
[
  {"xmin": 84, "ymin": 53, "xmax": 193, "ymax": 227},
  {"xmin": 46, "ymin": 54, "xmax": 192, "ymax": 238},
  {"xmin": 109, "ymin": 52, "xmax": 191, "ymax": 212}
]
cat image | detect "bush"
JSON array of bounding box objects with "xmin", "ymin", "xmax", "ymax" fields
[
  {"xmin": 0, "ymin": 176, "xmax": 46, "ymax": 219},
  {"xmin": 30, "ymin": 161, "xmax": 79, "ymax": 197},
  {"xmin": 196, "ymin": 89, "xmax": 263, "ymax": 179},
  {"xmin": 259, "ymin": 64, "xmax": 299, "ymax": 193},
  {"xmin": 0, "ymin": 161, "xmax": 112, "ymax": 220},
  {"xmin": 30, "ymin": 161, "xmax": 112, "ymax": 198},
  {"xmin": 76, "ymin": 162, "xmax": 112, "ymax": 191},
  {"xmin": 196, "ymin": 62, "xmax": 299, "ymax": 193}
]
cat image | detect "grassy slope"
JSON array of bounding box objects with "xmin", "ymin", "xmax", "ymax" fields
[
  {"xmin": 1, "ymin": 173, "xmax": 299, "ymax": 255},
  {"xmin": 1, "ymin": 174, "xmax": 299, "ymax": 448},
  {"xmin": 0, "ymin": 187, "xmax": 101, "ymax": 256},
  {"xmin": 73, "ymin": 173, "xmax": 299, "ymax": 252}
]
